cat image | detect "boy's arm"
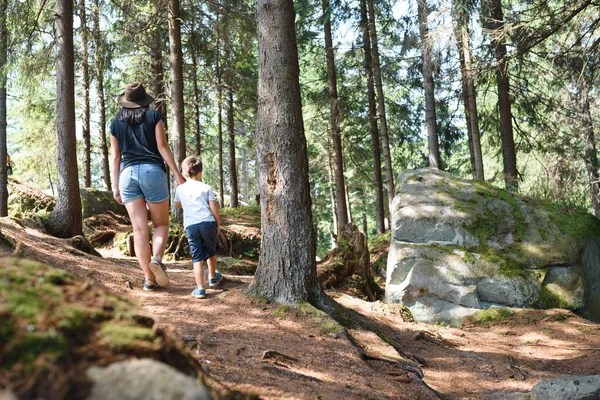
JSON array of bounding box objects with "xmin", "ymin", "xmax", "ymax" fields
[{"xmin": 209, "ymin": 200, "xmax": 220, "ymax": 236}]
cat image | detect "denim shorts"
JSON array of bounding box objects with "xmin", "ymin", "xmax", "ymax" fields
[
  {"xmin": 185, "ymin": 221, "xmax": 218, "ymax": 262},
  {"xmin": 119, "ymin": 163, "xmax": 169, "ymax": 203}
]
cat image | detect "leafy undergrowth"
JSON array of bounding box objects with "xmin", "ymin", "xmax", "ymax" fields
[{"xmin": 0, "ymin": 257, "xmax": 226, "ymax": 400}]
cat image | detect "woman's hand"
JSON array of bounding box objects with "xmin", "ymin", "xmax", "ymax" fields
[{"xmin": 113, "ymin": 188, "xmax": 123, "ymax": 204}]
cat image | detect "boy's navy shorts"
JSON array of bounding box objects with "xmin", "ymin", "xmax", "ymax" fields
[{"xmin": 185, "ymin": 221, "xmax": 218, "ymax": 262}]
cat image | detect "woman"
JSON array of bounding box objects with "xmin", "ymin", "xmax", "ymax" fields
[{"xmin": 110, "ymin": 82, "xmax": 185, "ymax": 291}]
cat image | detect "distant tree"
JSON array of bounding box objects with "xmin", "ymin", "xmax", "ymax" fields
[
  {"xmin": 0, "ymin": 0, "xmax": 7, "ymax": 216},
  {"xmin": 227, "ymin": 88, "xmax": 239, "ymax": 207},
  {"xmin": 250, "ymin": 0, "xmax": 321, "ymax": 305},
  {"xmin": 453, "ymin": 0, "xmax": 483, "ymax": 180},
  {"xmin": 360, "ymin": 0, "xmax": 385, "ymax": 234},
  {"xmin": 417, "ymin": 0, "xmax": 441, "ymax": 169},
  {"xmin": 92, "ymin": 0, "xmax": 110, "ymax": 190},
  {"xmin": 367, "ymin": 0, "xmax": 394, "ymax": 206},
  {"xmin": 485, "ymin": 0, "xmax": 517, "ymax": 190},
  {"xmin": 47, "ymin": 0, "xmax": 83, "ymax": 238},
  {"xmin": 321, "ymin": 0, "xmax": 348, "ymax": 231},
  {"xmin": 78, "ymin": 0, "xmax": 91, "ymax": 188},
  {"xmin": 168, "ymin": 0, "xmax": 185, "ymax": 171}
]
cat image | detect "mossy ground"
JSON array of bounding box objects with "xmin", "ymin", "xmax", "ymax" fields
[{"xmin": 0, "ymin": 257, "xmax": 203, "ymax": 399}]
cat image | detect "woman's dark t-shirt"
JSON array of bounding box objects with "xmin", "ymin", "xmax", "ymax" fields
[{"xmin": 110, "ymin": 109, "xmax": 165, "ymax": 172}]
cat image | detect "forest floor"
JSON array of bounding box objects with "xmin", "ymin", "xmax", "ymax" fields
[{"xmin": 2, "ymin": 213, "xmax": 600, "ymax": 399}]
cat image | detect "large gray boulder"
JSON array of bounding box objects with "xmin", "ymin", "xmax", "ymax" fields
[
  {"xmin": 86, "ymin": 359, "xmax": 211, "ymax": 400},
  {"xmin": 386, "ymin": 168, "xmax": 600, "ymax": 325},
  {"xmin": 532, "ymin": 375, "xmax": 600, "ymax": 400}
]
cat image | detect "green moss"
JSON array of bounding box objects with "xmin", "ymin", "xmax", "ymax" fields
[
  {"xmin": 4, "ymin": 331, "xmax": 68, "ymax": 368},
  {"xmin": 42, "ymin": 269, "xmax": 73, "ymax": 285},
  {"xmin": 539, "ymin": 286, "xmax": 571, "ymax": 309},
  {"xmin": 220, "ymin": 205, "xmax": 261, "ymax": 227},
  {"xmin": 368, "ymin": 232, "xmax": 391, "ymax": 252},
  {"xmin": 56, "ymin": 306, "xmax": 90, "ymax": 333},
  {"xmin": 466, "ymin": 308, "xmax": 515, "ymax": 325},
  {"xmin": 273, "ymin": 305, "xmax": 291, "ymax": 320},
  {"xmin": 546, "ymin": 207, "xmax": 600, "ymax": 238},
  {"xmin": 475, "ymin": 245, "xmax": 526, "ymax": 277},
  {"xmin": 298, "ymin": 303, "xmax": 345, "ymax": 335},
  {"xmin": 99, "ymin": 323, "xmax": 156, "ymax": 350},
  {"xmin": 0, "ymin": 314, "xmax": 14, "ymax": 343},
  {"xmin": 5, "ymin": 290, "xmax": 50, "ymax": 318},
  {"xmin": 538, "ymin": 228, "xmax": 549, "ymax": 241}
]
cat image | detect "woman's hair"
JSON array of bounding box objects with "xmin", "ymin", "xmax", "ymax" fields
[
  {"xmin": 116, "ymin": 107, "xmax": 147, "ymax": 125},
  {"xmin": 181, "ymin": 156, "xmax": 203, "ymax": 178}
]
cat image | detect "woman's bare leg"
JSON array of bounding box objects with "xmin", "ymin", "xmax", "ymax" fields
[
  {"xmin": 124, "ymin": 198, "xmax": 153, "ymax": 281},
  {"xmin": 147, "ymin": 199, "xmax": 170, "ymax": 260}
]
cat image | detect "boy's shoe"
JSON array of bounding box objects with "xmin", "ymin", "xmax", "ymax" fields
[
  {"xmin": 191, "ymin": 286, "xmax": 206, "ymax": 299},
  {"xmin": 209, "ymin": 272, "xmax": 223, "ymax": 288},
  {"xmin": 143, "ymin": 279, "xmax": 159, "ymax": 292},
  {"xmin": 149, "ymin": 256, "xmax": 169, "ymax": 287}
]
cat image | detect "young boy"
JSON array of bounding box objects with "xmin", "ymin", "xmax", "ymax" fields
[{"xmin": 175, "ymin": 156, "xmax": 223, "ymax": 299}]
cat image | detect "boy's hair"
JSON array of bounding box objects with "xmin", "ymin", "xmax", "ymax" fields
[{"xmin": 181, "ymin": 156, "xmax": 203, "ymax": 178}]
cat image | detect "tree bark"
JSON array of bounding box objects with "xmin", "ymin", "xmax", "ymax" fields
[
  {"xmin": 454, "ymin": 3, "xmax": 484, "ymax": 180},
  {"xmin": 360, "ymin": 0, "xmax": 385, "ymax": 235},
  {"xmin": 0, "ymin": 0, "xmax": 7, "ymax": 216},
  {"xmin": 327, "ymin": 151, "xmax": 338, "ymax": 235},
  {"xmin": 192, "ymin": 51, "xmax": 202, "ymax": 156},
  {"xmin": 251, "ymin": 0, "xmax": 321, "ymax": 305},
  {"xmin": 241, "ymin": 147, "xmax": 249, "ymax": 203},
  {"xmin": 151, "ymin": 23, "xmax": 167, "ymax": 121},
  {"xmin": 417, "ymin": 0, "xmax": 441, "ymax": 169},
  {"xmin": 227, "ymin": 88, "xmax": 238, "ymax": 207},
  {"xmin": 577, "ymin": 62, "xmax": 600, "ymax": 216},
  {"xmin": 367, "ymin": 0, "xmax": 394, "ymax": 207},
  {"xmin": 487, "ymin": 0, "xmax": 517, "ymax": 191},
  {"xmin": 79, "ymin": 0, "xmax": 91, "ymax": 188},
  {"xmin": 92, "ymin": 0, "xmax": 110, "ymax": 190},
  {"xmin": 168, "ymin": 0, "xmax": 185, "ymax": 172},
  {"xmin": 48, "ymin": 0, "xmax": 83, "ymax": 238},
  {"xmin": 216, "ymin": 15, "xmax": 225, "ymax": 207},
  {"xmin": 322, "ymin": 0, "xmax": 348, "ymax": 231}
]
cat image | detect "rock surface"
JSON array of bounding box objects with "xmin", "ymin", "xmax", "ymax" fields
[
  {"xmin": 86, "ymin": 359, "xmax": 211, "ymax": 400},
  {"xmin": 386, "ymin": 168, "xmax": 600, "ymax": 324},
  {"xmin": 532, "ymin": 375, "xmax": 600, "ymax": 400}
]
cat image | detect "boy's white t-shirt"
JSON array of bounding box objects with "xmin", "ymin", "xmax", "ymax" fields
[{"xmin": 174, "ymin": 180, "xmax": 216, "ymax": 229}]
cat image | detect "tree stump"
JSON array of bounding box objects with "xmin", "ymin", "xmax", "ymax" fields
[{"xmin": 317, "ymin": 223, "xmax": 382, "ymax": 301}]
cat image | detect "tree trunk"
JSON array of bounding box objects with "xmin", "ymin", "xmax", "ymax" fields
[
  {"xmin": 454, "ymin": 5, "xmax": 484, "ymax": 180},
  {"xmin": 417, "ymin": 0, "xmax": 441, "ymax": 169},
  {"xmin": 79, "ymin": 0, "xmax": 91, "ymax": 188},
  {"xmin": 322, "ymin": 0, "xmax": 348, "ymax": 231},
  {"xmin": 227, "ymin": 88, "xmax": 238, "ymax": 207},
  {"xmin": 92, "ymin": 0, "xmax": 110, "ymax": 190},
  {"xmin": 0, "ymin": 0, "xmax": 7, "ymax": 216},
  {"xmin": 192, "ymin": 51, "xmax": 202, "ymax": 156},
  {"xmin": 151, "ymin": 24, "xmax": 167, "ymax": 120},
  {"xmin": 216, "ymin": 18, "xmax": 225, "ymax": 207},
  {"xmin": 360, "ymin": 0, "xmax": 385, "ymax": 235},
  {"xmin": 48, "ymin": 0, "xmax": 83, "ymax": 238},
  {"xmin": 241, "ymin": 147, "xmax": 248, "ymax": 203},
  {"xmin": 327, "ymin": 151, "xmax": 338, "ymax": 235},
  {"xmin": 168, "ymin": 0, "xmax": 185, "ymax": 171},
  {"xmin": 251, "ymin": 0, "xmax": 321, "ymax": 305},
  {"xmin": 367, "ymin": 0, "xmax": 394, "ymax": 208},
  {"xmin": 487, "ymin": 0, "xmax": 517, "ymax": 190},
  {"xmin": 578, "ymin": 67, "xmax": 600, "ymax": 216}
]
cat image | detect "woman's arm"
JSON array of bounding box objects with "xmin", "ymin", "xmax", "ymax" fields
[
  {"xmin": 155, "ymin": 121, "xmax": 185, "ymax": 185},
  {"xmin": 110, "ymin": 135, "xmax": 123, "ymax": 204}
]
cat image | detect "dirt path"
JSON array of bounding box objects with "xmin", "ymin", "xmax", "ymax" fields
[{"xmin": 2, "ymin": 217, "xmax": 600, "ymax": 399}]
